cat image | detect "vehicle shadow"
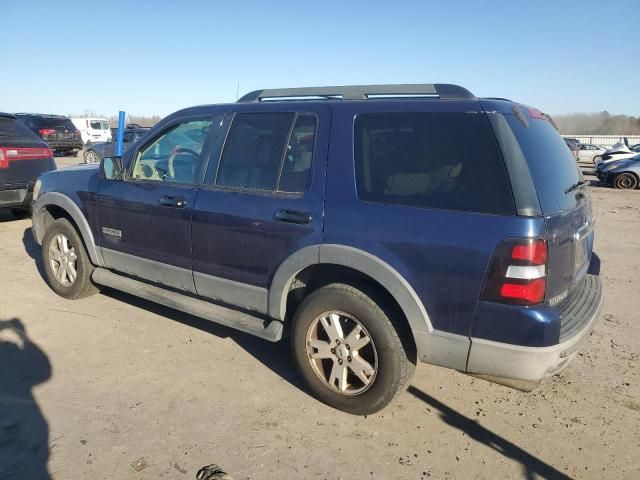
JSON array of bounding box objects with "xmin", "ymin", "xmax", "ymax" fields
[
  {"xmin": 0, "ymin": 209, "xmax": 20, "ymax": 223},
  {"xmin": 101, "ymin": 288, "xmax": 306, "ymax": 391},
  {"xmin": 0, "ymin": 318, "xmax": 52, "ymax": 480},
  {"xmin": 22, "ymin": 227, "xmax": 47, "ymax": 282},
  {"xmin": 407, "ymin": 386, "xmax": 571, "ymax": 480}
]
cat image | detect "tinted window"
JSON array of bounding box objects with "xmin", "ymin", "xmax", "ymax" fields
[
  {"xmin": 0, "ymin": 117, "xmax": 41, "ymax": 141},
  {"xmin": 131, "ymin": 118, "xmax": 216, "ymax": 184},
  {"xmin": 26, "ymin": 117, "xmax": 77, "ymax": 131},
  {"xmin": 354, "ymin": 112, "xmax": 515, "ymax": 215},
  {"xmin": 217, "ymin": 113, "xmax": 294, "ymax": 190},
  {"xmin": 278, "ymin": 114, "xmax": 316, "ymax": 193},
  {"xmin": 503, "ymin": 114, "xmax": 581, "ymax": 214}
]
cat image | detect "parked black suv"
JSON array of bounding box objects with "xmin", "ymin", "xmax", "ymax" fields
[
  {"xmin": 32, "ymin": 84, "xmax": 603, "ymax": 414},
  {"xmin": 1, "ymin": 113, "xmax": 56, "ymax": 217},
  {"xmin": 15, "ymin": 113, "xmax": 83, "ymax": 155}
]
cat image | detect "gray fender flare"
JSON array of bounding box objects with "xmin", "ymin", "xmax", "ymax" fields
[
  {"xmin": 268, "ymin": 244, "xmax": 433, "ymax": 333},
  {"xmin": 32, "ymin": 192, "xmax": 104, "ymax": 266}
]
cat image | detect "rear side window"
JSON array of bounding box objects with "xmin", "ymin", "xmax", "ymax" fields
[
  {"xmin": 354, "ymin": 112, "xmax": 515, "ymax": 215},
  {"xmin": 0, "ymin": 117, "xmax": 41, "ymax": 141},
  {"xmin": 216, "ymin": 112, "xmax": 316, "ymax": 193},
  {"xmin": 503, "ymin": 114, "xmax": 581, "ymax": 214}
]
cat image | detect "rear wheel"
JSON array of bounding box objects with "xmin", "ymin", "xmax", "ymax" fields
[
  {"xmin": 291, "ymin": 283, "xmax": 415, "ymax": 415},
  {"xmin": 84, "ymin": 150, "xmax": 99, "ymax": 163},
  {"xmin": 614, "ymin": 172, "xmax": 638, "ymax": 190},
  {"xmin": 593, "ymin": 155, "xmax": 602, "ymax": 164},
  {"xmin": 42, "ymin": 218, "xmax": 98, "ymax": 299}
]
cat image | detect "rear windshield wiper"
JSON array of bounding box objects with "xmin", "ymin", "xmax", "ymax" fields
[{"xmin": 565, "ymin": 180, "xmax": 588, "ymax": 194}]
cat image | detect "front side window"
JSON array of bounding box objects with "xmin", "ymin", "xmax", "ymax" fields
[
  {"xmin": 131, "ymin": 119, "xmax": 214, "ymax": 184},
  {"xmin": 354, "ymin": 112, "xmax": 515, "ymax": 215}
]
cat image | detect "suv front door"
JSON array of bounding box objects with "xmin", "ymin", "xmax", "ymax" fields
[
  {"xmin": 191, "ymin": 104, "xmax": 330, "ymax": 314},
  {"xmin": 96, "ymin": 112, "xmax": 224, "ymax": 293}
]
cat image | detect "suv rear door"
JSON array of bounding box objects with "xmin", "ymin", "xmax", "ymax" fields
[
  {"xmin": 485, "ymin": 104, "xmax": 595, "ymax": 304},
  {"xmin": 95, "ymin": 111, "xmax": 224, "ymax": 293},
  {"xmin": 191, "ymin": 103, "xmax": 330, "ymax": 314}
]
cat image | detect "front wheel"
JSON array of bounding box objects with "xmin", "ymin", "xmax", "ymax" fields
[
  {"xmin": 84, "ymin": 150, "xmax": 100, "ymax": 163},
  {"xmin": 42, "ymin": 218, "xmax": 99, "ymax": 299},
  {"xmin": 291, "ymin": 283, "xmax": 415, "ymax": 415},
  {"xmin": 593, "ymin": 155, "xmax": 602, "ymax": 164},
  {"xmin": 614, "ymin": 172, "xmax": 639, "ymax": 190}
]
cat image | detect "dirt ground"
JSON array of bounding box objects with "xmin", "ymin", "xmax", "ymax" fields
[{"xmin": 0, "ymin": 153, "xmax": 638, "ymax": 480}]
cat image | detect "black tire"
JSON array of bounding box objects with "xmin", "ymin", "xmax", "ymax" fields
[
  {"xmin": 42, "ymin": 218, "xmax": 99, "ymax": 299},
  {"xmin": 10, "ymin": 208, "xmax": 31, "ymax": 220},
  {"xmin": 291, "ymin": 283, "xmax": 415, "ymax": 415},
  {"xmin": 84, "ymin": 149, "xmax": 100, "ymax": 164},
  {"xmin": 614, "ymin": 172, "xmax": 639, "ymax": 190},
  {"xmin": 593, "ymin": 155, "xmax": 602, "ymax": 164}
]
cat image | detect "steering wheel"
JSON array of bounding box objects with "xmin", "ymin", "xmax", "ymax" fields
[{"xmin": 168, "ymin": 146, "xmax": 200, "ymax": 179}]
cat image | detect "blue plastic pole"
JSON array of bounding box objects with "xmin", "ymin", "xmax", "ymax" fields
[{"xmin": 115, "ymin": 111, "xmax": 125, "ymax": 156}]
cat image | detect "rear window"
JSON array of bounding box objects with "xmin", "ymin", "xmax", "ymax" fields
[
  {"xmin": 0, "ymin": 117, "xmax": 41, "ymax": 141},
  {"xmin": 23, "ymin": 116, "xmax": 77, "ymax": 131},
  {"xmin": 90, "ymin": 120, "xmax": 109, "ymax": 130},
  {"xmin": 354, "ymin": 112, "xmax": 515, "ymax": 215},
  {"xmin": 503, "ymin": 114, "xmax": 582, "ymax": 214}
]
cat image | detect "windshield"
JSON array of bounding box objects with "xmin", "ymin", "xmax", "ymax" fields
[{"xmin": 500, "ymin": 114, "xmax": 582, "ymax": 214}]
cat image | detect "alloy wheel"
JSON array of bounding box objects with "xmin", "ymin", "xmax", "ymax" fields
[
  {"xmin": 305, "ymin": 310, "xmax": 378, "ymax": 395},
  {"xmin": 49, "ymin": 233, "xmax": 78, "ymax": 287},
  {"xmin": 86, "ymin": 151, "xmax": 99, "ymax": 163}
]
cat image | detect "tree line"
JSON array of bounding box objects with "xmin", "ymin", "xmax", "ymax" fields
[
  {"xmin": 553, "ymin": 111, "xmax": 640, "ymax": 135},
  {"xmin": 69, "ymin": 110, "xmax": 161, "ymax": 128}
]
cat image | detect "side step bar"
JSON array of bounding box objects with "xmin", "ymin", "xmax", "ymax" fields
[{"xmin": 92, "ymin": 268, "xmax": 284, "ymax": 342}]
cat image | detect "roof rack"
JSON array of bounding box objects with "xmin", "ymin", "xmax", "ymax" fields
[
  {"xmin": 14, "ymin": 113, "xmax": 68, "ymax": 118},
  {"xmin": 237, "ymin": 84, "xmax": 474, "ymax": 103}
]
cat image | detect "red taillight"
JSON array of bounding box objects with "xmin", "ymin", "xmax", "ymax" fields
[
  {"xmin": 500, "ymin": 279, "xmax": 546, "ymax": 304},
  {"xmin": 512, "ymin": 239, "xmax": 547, "ymax": 264},
  {"xmin": 528, "ymin": 108, "xmax": 547, "ymax": 121},
  {"xmin": 39, "ymin": 128, "xmax": 56, "ymax": 136},
  {"xmin": 481, "ymin": 238, "xmax": 548, "ymax": 306},
  {"xmin": 0, "ymin": 147, "xmax": 53, "ymax": 168}
]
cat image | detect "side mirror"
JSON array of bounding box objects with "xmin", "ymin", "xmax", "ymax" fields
[{"xmin": 100, "ymin": 156, "xmax": 124, "ymax": 180}]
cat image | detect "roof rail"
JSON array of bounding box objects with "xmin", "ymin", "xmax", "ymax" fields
[
  {"xmin": 14, "ymin": 113, "xmax": 68, "ymax": 118},
  {"xmin": 237, "ymin": 84, "xmax": 474, "ymax": 103}
]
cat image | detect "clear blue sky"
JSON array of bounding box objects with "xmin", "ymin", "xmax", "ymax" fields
[{"xmin": 1, "ymin": 0, "xmax": 638, "ymax": 118}]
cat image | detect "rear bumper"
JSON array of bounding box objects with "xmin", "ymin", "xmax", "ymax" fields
[
  {"xmin": 47, "ymin": 140, "xmax": 83, "ymax": 151},
  {"xmin": 465, "ymin": 274, "xmax": 603, "ymax": 390},
  {"xmin": 0, "ymin": 186, "xmax": 32, "ymax": 208}
]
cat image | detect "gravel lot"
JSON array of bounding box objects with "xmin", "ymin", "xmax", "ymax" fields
[{"xmin": 1, "ymin": 154, "xmax": 638, "ymax": 480}]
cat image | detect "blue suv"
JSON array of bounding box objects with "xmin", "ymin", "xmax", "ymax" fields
[{"xmin": 31, "ymin": 84, "xmax": 603, "ymax": 414}]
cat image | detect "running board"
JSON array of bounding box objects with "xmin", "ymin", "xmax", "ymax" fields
[{"xmin": 92, "ymin": 268, "xmax": 283, "ymax": 342}]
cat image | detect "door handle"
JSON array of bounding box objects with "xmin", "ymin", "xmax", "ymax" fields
[
  {"xmin": 160, "ymin": 195, "xmax": 187, "ymax": 208},
  {"xmin": 274, "ymin": 209, "xmax": 312, "ymax": 225}
]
